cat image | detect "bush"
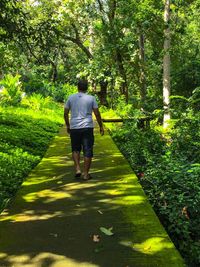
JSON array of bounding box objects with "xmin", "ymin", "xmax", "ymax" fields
[
  {"xmin": 0, "ymin": 74, "xmax": 23, "ymax": 105},
  {"xmin": 52, "ymin": 83, "xmax": 77, "ymax": 102},
  {"xmin": 112, "ymin": 124, "xmax": 165, "ymax": 173},
  {"xmin": 21, "ymin": 93, "xmax": 53, "ymax": 110},
  {"xmin": 24, "ymin": 77, "xmax": 45, "ymax": 95},
  {"xmin": 189, "ymin": 87, "xmax": 200, "ymax": 112},
  {"xmin": 171, "ymin": 112, "xmax": 200, "ymax": 162},
  {"xmin": 0, "ymin": 147, "xmax": 40, "ymax": 210},
  {"xmin": 111, "ymin": 112, "xmax": 200, "ymax": 266},
  {"xmin": 24, "ymin": 78, "xmax": 77, "ymax": 103}
]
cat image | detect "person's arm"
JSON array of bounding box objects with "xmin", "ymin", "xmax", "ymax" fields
[
  {"xmin": 64, "ymin": 107, "xmax": 70, "ymax": 134},
  {"xmin": 93, "ymin": 108, "xmax": 104, "ymax": 136}
]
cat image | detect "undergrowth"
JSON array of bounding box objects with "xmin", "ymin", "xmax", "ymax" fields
[
  {"xmin": 0, "ymin": 100, "xmax": 63, "ymax": 212},
  {"xmin": 111, "ymin": 112, "xmax": 200, "ymax": 267}
]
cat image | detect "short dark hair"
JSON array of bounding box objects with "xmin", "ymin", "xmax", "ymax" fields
[{"xmin": 78, "ymin": 79, "xmax": 88, "ymax": 92}]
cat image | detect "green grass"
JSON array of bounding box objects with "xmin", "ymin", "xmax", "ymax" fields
[{"xmin": 0, "ymin": 103, "xmax": 63, "ymax": 212}]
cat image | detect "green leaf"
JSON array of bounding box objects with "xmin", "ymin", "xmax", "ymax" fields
[{"xmin": 100, "ymin": 227, "xmax": 114, "ymax": 236}]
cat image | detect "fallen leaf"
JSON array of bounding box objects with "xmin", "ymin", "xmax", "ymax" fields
[
  {"xmin": 97, "ymin": 210, "xmax": 103, "ymax": 214},
  {"xmin": 100, "ymin": 227, "xmax": 114, "ymax": 236},
  {"xmin": 50, "ymin": 233, "xmax": 58, "ymax": 238},
  {"xmin": 93, "ymin": 235, "xmax": 100, "ymax": 242}
]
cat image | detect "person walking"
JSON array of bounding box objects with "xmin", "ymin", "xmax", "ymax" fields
[{"xmin": 64, "ymin": 79, "xmax": 104, "ymax": 180}]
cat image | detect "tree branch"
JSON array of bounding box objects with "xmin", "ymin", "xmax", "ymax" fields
[
  {"xmin": 108, "ymin": 0, "xmax": 117, "ymax": 22},
  {"xmin": 63, "ymin": 32, "xmax": 93, "ymax": 59}
]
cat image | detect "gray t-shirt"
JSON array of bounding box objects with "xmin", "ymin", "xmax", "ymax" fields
[{"xmin": 65, "ymin": 92, "xmax": 98, "ymax": 129}]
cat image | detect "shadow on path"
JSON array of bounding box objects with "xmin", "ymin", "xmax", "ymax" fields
[{"xmin": 0, "ymin": 127, "xmax": 185, "ymax": 267}]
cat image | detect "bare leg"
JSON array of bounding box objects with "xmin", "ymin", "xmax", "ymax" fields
[
  {"xmin": 83, "ymin": 157, "xmax": 92, "ymax": 179},
  {"xmin": 72, "ymin": 151, "xmax": 81, "ymax": 174}
]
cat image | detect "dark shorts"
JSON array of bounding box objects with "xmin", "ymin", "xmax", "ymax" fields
[{"xmin": 70, "ymin": 128, "xmax": 94, "ymax": 158}]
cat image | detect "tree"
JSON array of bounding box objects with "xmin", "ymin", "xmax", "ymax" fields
[
  {"xmin": 1, "ymin": 0, "xmax": 199, "ymax": 116},
  {"xmin": 163, "ymin": 0, "xmax": 171, "ymax": 127}
]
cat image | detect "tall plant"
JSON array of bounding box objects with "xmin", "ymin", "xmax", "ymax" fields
[{"xmin": 0, "ymin": 74, "xmax": 23, "ymax": 106}]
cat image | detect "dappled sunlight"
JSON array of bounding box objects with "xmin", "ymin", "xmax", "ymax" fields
[
  {"xmin": 0, "ymin": 126, "xmax": 184, "ymax": 267},
  {"xmin": 132, "ymin": 237, "xmax": 174, "ymax": 255},
  {"xmin": 23, "ymin": 189, "xmax": 72, "ymax": 203},
  {"xmin": 104, "ymin": 188, "xmax": 122, "ymax": 196},
  {"xmin": 42, "ymin": 155, "xmax": 73, "ymax": 165},
  {"xmin": 0, "ymin": 210, "xmax": 64, "ymax": 223},
  {"xmin": 23, "ymin": 173, "xmax": 69, "ymax": 186},
  {"xmin": 97, "ymin": 198, "xmax": 116, "ymax": 204},
  {"xmin": 97, "ymin": 184, "xmax": 140, "ymax": 197},
  {"xmin": 64, "ymin": 182, "xmax": 97, "ymax": 191},
  {"xmin": 23, "ymin": 177, "xmax": 54, "ymax": 186},
  {"xmin": 94, "ymin": 151, "xmax": 122, "ymax": 158},
  {"xmin": 53, "ymin": 136, "xmax": 68, "ymax": 141},
  {"xmin": 115, "ymin": 195, "xmax": 145, "ymax": 205},
  {"xmin": 91, "ymin": 165, "xmax": 117, "ymax": 172},
  {"xmin": 0, "ymin": 252, "xmax": 99, "ymax": 267}
]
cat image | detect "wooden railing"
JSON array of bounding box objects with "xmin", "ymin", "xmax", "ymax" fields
[{"xmin": 102, "ymin": 117, "xmax": 153, "ymax": 129}]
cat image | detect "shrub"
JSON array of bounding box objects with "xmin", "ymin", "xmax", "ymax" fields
[
  {"xmin": 111, "ymin": 112, "xmax": 200, "ymax": 266},
  {"xmin": 24, "ymin": 77, "xmax": 45, "ymax": 95},
  {"xmin": 50, "ymin": 83, "xmax": 77, "ymax": 102},
  {"xmin": 21, "ymin": 93, "xmax": 53, "ymax": 110},
  {"xmin": 171, "ymin": 111, "xmax": 200, "ymax": 162},
  {"xmin": 0, "ymin": 74, "xmax": 23, "ymax": 105},
  {"xmin": 0, "ymin": 147, "xmax": 40, "ymax": 210},
  {"xmin": 189, "ymin": 87, "xmax": 200, "ymax": 111}
]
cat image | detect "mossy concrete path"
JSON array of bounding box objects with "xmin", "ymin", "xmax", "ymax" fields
[{"xmin": 0, "ymin": 126, "xmax": 185, "ymax": 267}]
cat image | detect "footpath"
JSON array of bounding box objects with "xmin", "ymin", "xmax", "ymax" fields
[{"xmin": 0, "ymin": 126, "xmax": 185, "ymax": 267}]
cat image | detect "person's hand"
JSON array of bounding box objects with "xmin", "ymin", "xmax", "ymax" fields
[
  {"xmin": 100, "ymin": 126, "xmax": 104, "ymax": 136},
  {"xmin": 66, "ymin": 127, "xmax": 70, "ymax": 135}
]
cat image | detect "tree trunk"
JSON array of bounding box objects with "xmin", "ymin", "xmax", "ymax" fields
[
  {"xmin": 97, "ymin": 80, "xmax": 108, "ymax": 106},
  {"xmin": 163, "ymin": 0, "xmax": 171, "ymax": 127},
  {"xmin": 138, "ymin": 32, "xmax": 147, "ymax": 108},
  {"xmin": 106, "ymin": 0, "xmax": 128, "ymax": 103},
  {"xmin": 88, "ymin": 25, "xmax": 97, "ymax": 92},
  {"xmin": 116, "ymin": 49, "xmax": 128, "ymax": 103}
]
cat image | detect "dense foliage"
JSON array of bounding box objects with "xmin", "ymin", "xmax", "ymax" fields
[
  {"xmin": 0, "ymin": 0, "xmax": 200, "ymax": 109},
  {"xmin": 110, "ymin": 109, "xmax": 200, "ymax": 266}
]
